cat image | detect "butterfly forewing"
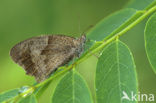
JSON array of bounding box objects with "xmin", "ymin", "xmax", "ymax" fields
[{"xmin": 10, "ymin": 35, "xmax": 86, "ymax": 82}]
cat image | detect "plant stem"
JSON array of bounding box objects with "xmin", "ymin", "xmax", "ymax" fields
[
  {"xmin": 35, "ymin": 4, "xmax": 156, "ymax": 92},
  {"xmin": 10, "ymin": 5, "xmax": 156, "ymax": 101}
]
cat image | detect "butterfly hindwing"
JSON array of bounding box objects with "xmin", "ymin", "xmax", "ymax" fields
[{"xmin": 10, "ymin": 35, "xmax": 85, "ymax": 82}]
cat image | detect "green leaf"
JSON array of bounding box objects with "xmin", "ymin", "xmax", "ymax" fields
[
  {"xmin": 127, "ymin": 0, "xmax": 156, "ymax": 10},
  {"xmin": 145, "ymin": 12, "xmax": 156, "ymax": 73},
  {"xmin": 52, "ymin": 70, "xmax": 93, "ymax": 103},
  {"xmin": 0, "ymin": 88, "xmax": 20, "ymax": 103},
  {"xmin": 18, "ymin": 94, "xmax": 37, "ymax": 103},
  {"xmin": 95, "ymin": 40, "xmax": 138, "ymax": 103},
  {"xmin": 87, "ymin": 8, "xmax": 139, "ymax": 41}
]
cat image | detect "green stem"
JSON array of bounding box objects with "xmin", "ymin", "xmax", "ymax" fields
[
  {"xmin": 9, "ymin": 5, "xmax": 156, "ymax": 102},
  {"xmin": 35, "ymin": 4, "xmax": 156, "ymax": 89},
  {"xmin": 34, "ymin": 4, "xmax": 156, "ymax": 93}
]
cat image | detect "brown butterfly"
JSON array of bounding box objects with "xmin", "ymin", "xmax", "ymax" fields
[{"xmin": 10, "ymin": 34, "xmax": 86, "ymax": 82}]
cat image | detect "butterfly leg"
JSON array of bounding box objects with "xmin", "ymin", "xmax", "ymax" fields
[{"xmin": 57, "ymin": 66, "xmax": 66, "ymax": 72}]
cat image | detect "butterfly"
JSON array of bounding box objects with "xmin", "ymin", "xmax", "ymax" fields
[{"xmin": 10, "ymin": 34, "xmax": 86, "ymax": 82}]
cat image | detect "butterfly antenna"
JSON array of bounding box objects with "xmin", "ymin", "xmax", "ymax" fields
[
  {"xmin": 77, "ymin": 14, "xmax": 81, "ymax": 36},
  {"xmin": 76, "ymin": 13, "xmax": 94, "ymax": 37},
  {"xmin": 82, "ymin": 25, "xmax": 94, "ymax": 35}
]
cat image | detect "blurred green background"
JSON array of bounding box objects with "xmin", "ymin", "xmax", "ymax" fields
[{"xmin": 0, "ymin": 0, "xmax": 156, "ymax": 103}]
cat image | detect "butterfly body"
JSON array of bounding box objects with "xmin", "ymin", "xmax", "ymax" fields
[{"xmin": 10, "ymin": 35, "xmax": 86, "ymax": 82}]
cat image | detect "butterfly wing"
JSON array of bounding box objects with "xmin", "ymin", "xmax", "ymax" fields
[{"xmin": 10, "ymin": 35, "xmax": 79, "ymax": 82}]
